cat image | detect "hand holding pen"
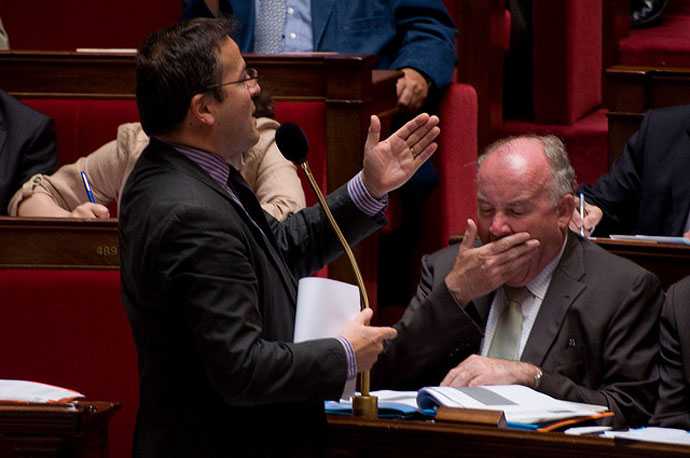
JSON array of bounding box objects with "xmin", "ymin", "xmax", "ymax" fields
[
  {"xmin": 568, "ymin": 193, "xmax": 603, "ymax": 237},
  {"xmin": 71, "ymin": 170, "xmax": 110, "ymax": 219}
]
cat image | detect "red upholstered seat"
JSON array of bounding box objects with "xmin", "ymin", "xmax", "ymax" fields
[
  {"xmin": 20, "ymin": 98, "xmax": 139, "ymax": 166},
  {"xmin": 619, "ymin": 13, "xmax": 690, "ymax": 67},
  {"xmin": 0, "ymin": 269, "xmax": 136, "ymax": 458},
  {"xmin": 498, "ymin": 1, "xmax": 609, "ymax": 185},
  {"xmin": 502, "ymin": 109, "xmax": 609, "ymax": 186},
  {"xmin": 425, "ymin": 83, "xmax": 478, "ymax": 250},
  {"xmin": 532, "ymin": 0, "xmax": 603, "ymax": 125}
]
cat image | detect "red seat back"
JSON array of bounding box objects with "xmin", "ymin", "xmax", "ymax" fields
[
  {"xmin": 0, "ymin": 1, "xmax": 179, "ymax": 51},
  {"xmin": 0, "ymin": 269, "xmax": 136, "ymax": 458},
  {"xmin": 533, "ymin": 0, "xmax": 603, "ymax": 124}
]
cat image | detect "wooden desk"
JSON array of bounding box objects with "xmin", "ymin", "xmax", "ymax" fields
[
  {"xmin": 0, "ymin": 217, "xmax": 118, "ymax": 269},
  {"xmin": 327, "ymin": 415, "xmax": 690, "ymax": 458},
  {"xmin": 593, "ymin": 238, "xmax": 690, "ymax": 289},
  {"xmin": 0, "ymin": 402, "xmax": 118, "ymax": 458},
  {"xmin": 0, "ymin": 51, "xmax": 401, "ymax": 297},
  {"xmin": 606, "ymin": 65, "xmax": 690, "ymax": 165}
]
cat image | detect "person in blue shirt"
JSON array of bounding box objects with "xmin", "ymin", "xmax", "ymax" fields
[{"xmin": 183, "ymin": 0, "xmax": 457, "ymax": 112}]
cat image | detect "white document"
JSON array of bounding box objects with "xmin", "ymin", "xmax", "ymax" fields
[
  {"xmin": 417, "ymin": 385, "xmax": 607, "ymax": 424},
  {"xmin": 609, "ymin": 234, "xmax": 690, "ymax": 246},
  {"xmin": 603, "ymin": 427, "xmax": 690, "ymax": 446},
  {"xmin": 293, "ymin": 277, "xmax": 361, "ymax": 398},
  {"xmin": 0, "ymin": 380, "xmax": 84, "ymax": 404},
  {"xmin": 370, "ymin": 390, "xmax": 420, "ymax": 409}
]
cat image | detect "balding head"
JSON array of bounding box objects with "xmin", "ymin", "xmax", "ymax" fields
[{"xmin": 479, "ymin": 135, "xmax": 575, "ymax": 204}]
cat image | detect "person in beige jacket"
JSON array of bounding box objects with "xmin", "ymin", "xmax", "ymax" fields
[{"xmin": 9, "ymin": 117, "xmax": 305, "ymax": 220}]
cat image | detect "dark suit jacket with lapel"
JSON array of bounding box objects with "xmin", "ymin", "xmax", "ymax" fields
[
  {"xmin": 581, "ymin": 104, "xmax": 690, "ymax": 237},
  {"xmin": 0, "ymin": 89, "xmax": 57, "ymax": 214},
  {"xmin": 119, "ymin": 139, "xmax": 384, "ymax": 458},
  {"xmin": 373, "ymin": 232, "xmax": 663, "ymax": 427},
  {"xmin": 182, "ymin": 0, "xmax": 457, "ymax": 89},
  {"xmin": 651, "ymin": 276, "xmax": 690, "ymax": 429}
]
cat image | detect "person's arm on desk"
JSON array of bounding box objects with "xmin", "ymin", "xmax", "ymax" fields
[{"xmin": 17, "ymin": 192, "xmax": 110, "ymax": 218}]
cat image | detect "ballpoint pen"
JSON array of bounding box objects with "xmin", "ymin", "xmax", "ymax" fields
[
  {"xmin": 80, "ymin": 170, "xmax": 97, "ymax": 204},
  {"xmin": 579, "ymin": 192, "xmax": 585, "ymax": 237}
]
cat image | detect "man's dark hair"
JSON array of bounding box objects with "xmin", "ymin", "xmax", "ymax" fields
[{"xmin": 136, "ymin": 18, "xmax": 236, "ymax": 136}]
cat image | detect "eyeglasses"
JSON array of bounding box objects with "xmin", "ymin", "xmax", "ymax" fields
[{"xmin": 207, "ymin": 67, "xmax": 259, "ymax": 90}]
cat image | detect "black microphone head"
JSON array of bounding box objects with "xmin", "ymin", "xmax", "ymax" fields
[{"xmin": 275, "ymin": 123, "xmax": 309, "ymax": 164}]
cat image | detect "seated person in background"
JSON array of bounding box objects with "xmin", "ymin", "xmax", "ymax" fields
[
  {"xmin": 373, "ymin": 135, "xmax": 663, "ymax": 427},
  {"xmin": 0, "ymin": 89, "xmax": 57, "ymax": 215},
  {"xmin": 183, "ymin": 0, "xmax": 457, "ymax": 112},
  {"xmin": 572, "ymin": 105, "xmax": 690, "ymax": 239},
  {"xmin": 651, "ymin": 276, "xmax": 690, "ymax": 429},
  {"xmin": 9, "ymin": 92, "xmax": 305, "ymax": 220}
]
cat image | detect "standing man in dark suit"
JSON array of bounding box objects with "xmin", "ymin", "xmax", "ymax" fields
[
  {"xmin": 182, "ymin": 0, "xmax": 456, "ymax": 112},
  {"xmin": 373, "ymin": 135, "xmax": 663, "ymax": 427},
  {"xmin": 0, "ymin": 89, "xmax": 57, "ymax": 214},
  {"xmin": 120, "ymin": 18, "xmax": 439, "ymax": 458},
  {"xmin": 651, "ymin": 276, "xmax": 690, "ymax": 429},
  {"xmin": 573, "ymin": 104, "xmax": 690, "ymax": 238}
]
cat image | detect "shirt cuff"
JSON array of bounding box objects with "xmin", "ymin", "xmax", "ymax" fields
[
  {"xmin": 336, "ymin": 336, "xmax": 358, "ymax": 380},
  {"xmin": 347, "ymin": 171, "xmax": 388, "ymax": 217}
]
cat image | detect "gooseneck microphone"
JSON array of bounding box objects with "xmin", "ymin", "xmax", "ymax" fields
[{"xmin": 276, "ymin": 123, "xmax": 378, "ymax": 418}]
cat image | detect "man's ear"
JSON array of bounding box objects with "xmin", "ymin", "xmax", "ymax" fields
[
  {"xmin": 189, "ymin": 93, "xmax": 216, "ymax": 127},
  {"xmin": 557, "ymin": 193, "xmax": 577, "ymax": 227}
]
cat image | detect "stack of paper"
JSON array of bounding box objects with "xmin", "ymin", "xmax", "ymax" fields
[
  {"xmin": 0, "ymin": 380, "xmax": 84, "ymax": 405},
  {"xmin": 417, "ymin": 385, "xmax": 608, "ymax": 424}
]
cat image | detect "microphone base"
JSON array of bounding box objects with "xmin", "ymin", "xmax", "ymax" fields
[{"xmin": 352, "ymin": 395, "xmax": 378, "ymax": 419}]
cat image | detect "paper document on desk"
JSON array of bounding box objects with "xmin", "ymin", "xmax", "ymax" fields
[
  {"xmin": 417, "ymin": 385, "xmax": 607, "ymax": 424},
  {"xmin": 0, "ymin": 380, "xmax": 84, "ymax": 404},
  {"xmin": 294, "ymin": 277, "xmax": 360, "ymax": 398},
  {"xmin": 609, "ymin": 234, "xmax": 690, "ymax": 245},
  {"xmin": 603, "ymin": 427, "xmax": 690, "ymax": 446}
]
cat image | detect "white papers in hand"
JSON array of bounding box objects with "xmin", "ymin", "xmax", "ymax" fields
[
  {"xmin": 0, "ymin": 380, "xmax": 84, "ymax": 404},
  {"xmin": 417, "ymin": 385, "xmax": 607, "ymax": 424},
  {"xmin": 293, "ymin": 277, "xmax": 360, "ymax": 398}
]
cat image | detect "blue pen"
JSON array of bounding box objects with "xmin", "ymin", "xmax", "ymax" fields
[{"xmin": 80, "ymin": 170, "xmax": 97, "ymax": 203}]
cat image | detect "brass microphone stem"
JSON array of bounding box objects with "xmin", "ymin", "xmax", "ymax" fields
[{"xmin": 301, "ymin": 162, "xmax": 374, "ymax": 400}]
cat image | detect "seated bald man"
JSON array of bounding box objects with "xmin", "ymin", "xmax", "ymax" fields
[{"xmin": 373, "ymin": 135, "xmax": 663, "ymax": 427}]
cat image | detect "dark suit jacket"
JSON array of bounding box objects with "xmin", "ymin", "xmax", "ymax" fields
[
  {"xmin": 0, "ymin": 89, "xmax": 57, "ymax": 214},
  {"xmin": 374, "ymin": 233, "xmax": 663, "ymax": 427},
  {"xmin": 183, "ymin": 0, "xmax": 457, "ymax": 89},
  {"xmin": 581, "ymin": 104, "xmax": 690, "ymax": 236},
  {"xmin": 651, "ymin": 276, "xmax": 690, "ymax": 429},
  {"xmin": 119, "ymin": 139, "xmax": 384, "ymax": 458}
]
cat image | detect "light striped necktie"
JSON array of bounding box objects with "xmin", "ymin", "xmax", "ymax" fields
[
  {"xmin": 487, "ymin": 286, "xmax": 532, "ymax": 361},
  {"xmin": 254, "ymin": 0, "xmax": 287, "ymax": 53}
]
